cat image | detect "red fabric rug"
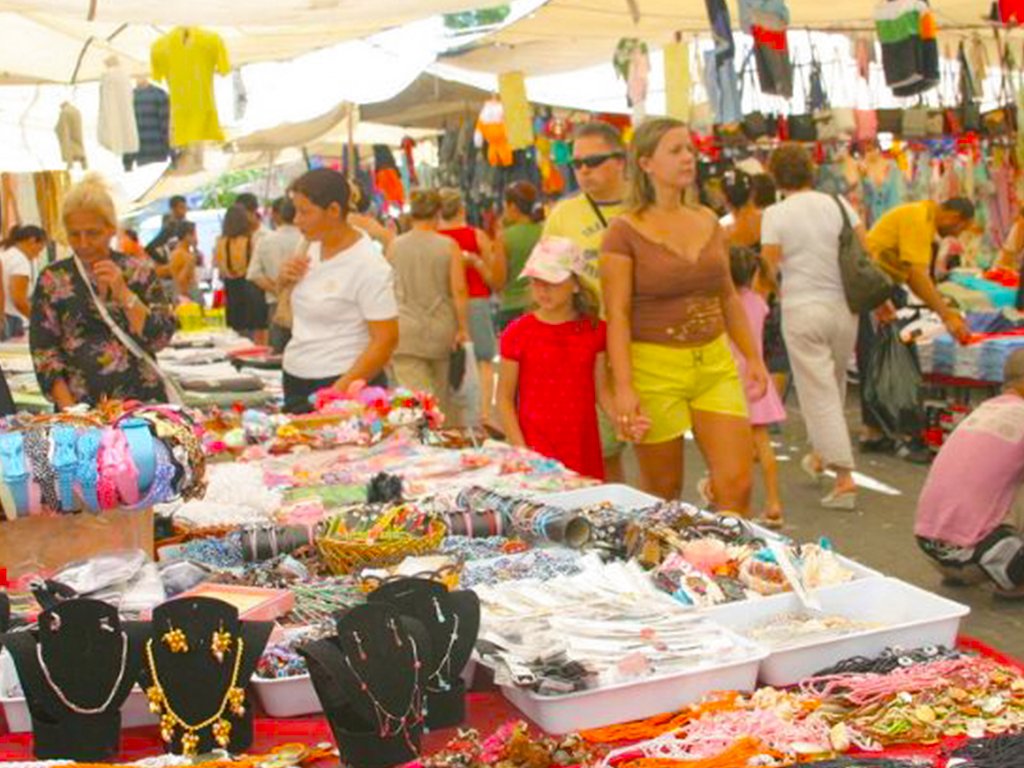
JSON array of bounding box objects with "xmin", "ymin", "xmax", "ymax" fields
[{"xmin": 0, "ymin": 635, "xmax": 1017, "ymax": 763}]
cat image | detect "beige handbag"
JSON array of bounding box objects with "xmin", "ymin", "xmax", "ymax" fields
[{"xmin": 271, "ymin": 238, "xmax": 310, "ymax": 330}]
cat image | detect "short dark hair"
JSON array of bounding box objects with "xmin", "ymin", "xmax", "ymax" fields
[
  {"xmin": 768, "ymin": 143, "xmax": 815, "ymax": 191},
  {"xmin": 941, "ymin": 197, "xmax": 976, "ymax": 221},
  {"xmin": 170, "ymin": 195, "xmax": 186, "ymax": 209},
  {"xmin": 729, "ymin": 245, "xmax": 760, "ymax": 288},
  {"xmin": 723, "ymin": 169, "xmax": 752, "ymax": 209},
  {"xmin": 278, "ymin": 198, "xmax": 296, "ymax": 224},
  {"xmin": 289, "ymin": 169, "xmax": 350, "ymax": 215},
  {"xmin": 505, "ymin": 181, "xmax": 544, "ymax": 223},
  {"xmin": 178, "ymin": 221, "xmax": 196, "ymax": 237},
  {"xmin": 1, "ymin": 224, "xmax": 46, "ymax": 249},
  {"xmin": 572, "ymin": 120, "xmax": 625, "ymax": 152},
  {"xmin": 234, "ymin": 192, "xmax": 259, "ymax": 213},
  {"xmin": 751, "ymin": 174, "xmax": 777, "ymax": 208},
  {"xmin": 222, "ymin": 204, "xmax": 251, "ymax": 238}
]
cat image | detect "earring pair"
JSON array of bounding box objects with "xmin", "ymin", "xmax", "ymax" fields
[{"xmin": 161, "ymin": 623, "xmax": 233, "ymax": 662}]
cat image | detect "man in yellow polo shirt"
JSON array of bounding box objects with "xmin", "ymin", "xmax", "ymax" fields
[
  {"xmin": 544, "ymin": 121, "xmax": 628, "ymax": 480},
  {"xmin": 860, "ymin": 198, "xmax": 974, "ymax": 455}
]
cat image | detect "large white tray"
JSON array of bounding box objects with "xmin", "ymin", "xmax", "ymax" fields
[
  {"xmin": 499, "ymin": 632, "xmax": 766, "ymax": 734},
  {"xmin": 704, "ymin": 577, "xmax": 969, "ymax": 686},
  {"xmin": 252, "ymin": 673, "xmax": 322, "ymax": 718},
  {"xmin": 538, "ymin": 484, "xmax": 661, "ymax": 512},
  {"xmin": 0, "ymin": 686, "xmax": 157, "ymax": 733}
]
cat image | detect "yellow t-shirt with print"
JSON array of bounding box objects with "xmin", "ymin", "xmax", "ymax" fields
[
  {"xmin": 151, "ymin": 27, "xmax": 230, "ymax": 147},
  {"xmin": 543, "ymin": 194, "xmax": 626, "ymax": 301},
  {"xmin": 866, "ymin": 200, "xmax": 937, "ymax": 283}
]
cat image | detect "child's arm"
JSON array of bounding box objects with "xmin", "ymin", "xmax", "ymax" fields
[
  {"xmin": 496, "ymin": 357, "xmax": 526, "ymax": 447},
  {"xmin": 595, "ymin": 352, "xmax": 615, "ymax": 421}
]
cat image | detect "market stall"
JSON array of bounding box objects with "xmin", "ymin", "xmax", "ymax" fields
[{"xmin": 0, "ymin": 386, "xmax": 1018, "ymax": 768}]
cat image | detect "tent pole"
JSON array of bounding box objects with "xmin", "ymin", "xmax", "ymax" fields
[{"xmin": 346, "ymin": 102, "xmax": 356, "ymax": 181}]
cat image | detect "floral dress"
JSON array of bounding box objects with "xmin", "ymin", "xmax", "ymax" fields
[{"xmin": 30, "ymin": 253, "xmax": 178, "ymax": 405}]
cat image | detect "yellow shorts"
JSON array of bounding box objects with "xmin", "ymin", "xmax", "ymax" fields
[{"xmin": 631, "ymin": 335, "xmax": 748, "ymax": 444}]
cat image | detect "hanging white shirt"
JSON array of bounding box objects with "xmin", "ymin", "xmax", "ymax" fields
[
  {"xmin": 283, "ymin": 235, "xmax": 397, "ymax": 380},
  {"xmin": 98, "ymin": 60, "xmax": 139, "ymax": 155}
]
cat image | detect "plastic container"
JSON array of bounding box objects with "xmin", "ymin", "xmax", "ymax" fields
[
  {"xmin": 252, "ymin": 673, "xmax": 322, "ymax": 718},
  {"xmin": 704, "ymin": 577, "xmax": 970, "ymax": 686},
  {"xmin": 538, "ymin": 484, "xmax": 661, "ymax": 512},
  {"xmin": 498, "ymin": 634, "xmax": 767, "ymax": 734},
  {"xmin": 0, "ymin": 687, "xmax": 157, "ymax": 733}
]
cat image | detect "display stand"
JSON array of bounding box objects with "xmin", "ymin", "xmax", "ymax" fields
[
  {"xmin": 299, "ymin": 603, "xmax": 431, "ymax": 768},
  {"xmin": 139, "ymin": 597, "xmax": 271, "ymax": 755},
  {"xmin": 368, "ymin": 578, "xmax": 480, "ymax": 729},
  {"xmin": 0, "ymin": 509, "xmax": 154, "ymax": 580},
  {"xmin": 1, "ymin": 599, "xmax": 147, "ymax": 761}
]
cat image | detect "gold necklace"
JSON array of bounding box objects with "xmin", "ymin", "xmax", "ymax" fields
[{"xmin": 145, "ymin": 636, "xmax": 246, "ymax": 756}]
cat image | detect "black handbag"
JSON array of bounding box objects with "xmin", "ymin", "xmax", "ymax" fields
[
  {"xmin": 788, "ymin": 113, "xmax": 817, "ymax": 142},
  {"xmin": 742, "ymin": 111, "xmax": 770, "ymax": 140},
  {"xmin": 833, "ymin": 195, "xmax": 893, "ymax": 313}
]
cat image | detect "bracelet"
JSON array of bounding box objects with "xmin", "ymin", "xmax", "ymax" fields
[
  {"xmin": 119, "ymin": 417, "xmax": 156, "ymax": 494},
  {"xmin": 0, "ymin": 434, "xmax": 29, "ymax": 518},
  {"xmin": 75, "ymin": 428, "xmax": 103, "ymax": 513},
  {"xmin": 24, "ymin": 428, "xmax": 60, "ymax": 514},
  {"xmin": 98, "ymin": 428, "xmax": 140, "ymax": 509},
  {"xmin": 126, "ymin": 441, "xmax": 177, "ymax": 510},
  {"xmin": 49, "ymin": 425, "xmax": 79, "ymax": 513}
]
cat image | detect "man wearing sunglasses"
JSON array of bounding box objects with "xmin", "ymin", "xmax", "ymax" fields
[{"xmin": 543, "ymin": 121, "xmax": 628, "ymax": 480}]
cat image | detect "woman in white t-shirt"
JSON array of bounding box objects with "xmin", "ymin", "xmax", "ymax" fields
[
  {"xmin": 277, "ymin": 169, "xmax": 399, "ymax": 414},
  {"xmin": 761, "ymin": 144, "xmax": 867, "ymax": 511},
  {"xmin": 0, "ymin": 225, "xmax": 47, "ymax": 338}
]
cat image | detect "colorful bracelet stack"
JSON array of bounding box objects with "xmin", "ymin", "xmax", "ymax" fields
[{"xmin": 0, "ymin": 405, "xmax": 207, "ymax": 519}]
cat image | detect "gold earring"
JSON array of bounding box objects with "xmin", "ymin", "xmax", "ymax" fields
[
  {"xmin": 162, "ymin": 624, "xmax": 189, "ymax": 654},
  {"xmin": 211, "ymin": 625, "xmax": 232, "ymax": 663}
]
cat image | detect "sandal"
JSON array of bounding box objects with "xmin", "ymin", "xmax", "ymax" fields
[
  {"xmin": 758, "ymin": 511, "xmax": 785, "ymax": 530},
  {"xmin": 821, "ymin": 489, "xmax": 857, "ymax": 511},
  {"xmin": 800, "ymin": 454, "xmax": 825, "ymax": 483}
]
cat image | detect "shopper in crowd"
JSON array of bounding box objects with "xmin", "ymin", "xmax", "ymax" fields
[
  {"xmin": 234, "ymin": 192, "xmax": 265, "ymax": 242},
  {"xmin": 145, "ymin": 194, "xmax": 188, "ymax": 262},
  {"xmin": 387, "ymin": 189, "xmax": 469, "ymax": 417},
  {"xmin": 278, "ymin": 168, "xmax": 398, "ymax": 414},
  {"xmin": 601, "ymin": 118, "xmax": 767, "ymax": 509},
  {"xmin": 916, "ymin": 349, "xmax": 1024, "ymax": 598},
  {"xmin": 544, "ymin": 120, "xmax": 629, "ymax": 481},
  {"xmin": 498, "ymin": 237, "xmax": 618, "ymax": 479},
  {"xmin": 247, "ymin": 197, "xmax": 303, "ymax": 353},
  {"xmin": 119, "ymin": 228, "xmax": 147, "ymax": 259},
  {"xmin": 216, "ymin": 204, "xmax": 262, "ymax": 339},
  {"xmin": 439, "ymin": 187, "xmax": 505, "ymax": 426},
  {"xmin": 497, "ymin": 181, "xmax": 545, "ymax": 333},
  {"xmin": 726, "ymin": 247, "xmax": 786, "ymax": 526},
  {"xmin": 761, "ymin": 143, "xmax": 862, "ymax": 510},
  {"xmin": 232, "ymin": 193, "xmax": 270, "ymax": 345},
  {"xmin": 860, "ymin": 198, "xmax": 974, "ymax": 454},
  {"xmin": 349, "ymin": 180, "xmax": 395, "ymax": 251},
  {"xmin": 169, "ymin": 221, "xmax": 201, "ymax": 303},
  {"xmin": 0, "ymin": 225, "xmax": 47, "ymax": 338},
  {"xmin": 30, "ymin": 174, "xmax": 177, "ymax": 407}
]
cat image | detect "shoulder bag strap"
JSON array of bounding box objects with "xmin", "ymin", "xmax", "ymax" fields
[
  {"xmin": 72, "ymin": 257, "xmax": 184, "ymax": 405},
  {"xmin": 585, "ymin": 194, "xmax": 609, "ymax": 228}
]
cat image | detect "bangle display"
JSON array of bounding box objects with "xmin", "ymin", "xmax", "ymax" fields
[
  {"xmin": 98, "ymin": 428, "xmax": 140, "ymax": 509},
  {"xmin": 0, "ymin": 433, "xmax": 29, "ymax": 518},
  {"xmin": 126, "ymin": 441, "xmax": 177, "ymax": 510},
  {"xmin": 75, "ymin": 428, "xmax": 102, "ymax": 513},
  {"xmin": 49, "ymin": 425, "xmax": 79, "ymax": 513}
]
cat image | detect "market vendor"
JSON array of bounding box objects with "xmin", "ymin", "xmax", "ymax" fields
[
  {"xmin": 29, "ymin": 174, "xmax": 178, "ymax": 407},
  {"xmin": 278, "ymin": 168, "xmax": 398, "ymax": 414},
  {"xmin": 916, "ymin": 349, "xmax": 1024, "ymax": 598}
]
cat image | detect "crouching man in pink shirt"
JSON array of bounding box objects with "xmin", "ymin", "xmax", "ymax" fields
[{"xmin": 916, "ymin": 349, "xmax": 1024, "ymax": 598}]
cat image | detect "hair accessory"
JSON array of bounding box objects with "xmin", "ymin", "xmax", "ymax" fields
[
  {"xmin": 211, "ymin": 625, "xmax": 232, "ymax": 664},
  {"xmin": 352, "ymin": 631, "xmax": 368, "ymax": 662},
  {"xmin": 24, "ymin": 428, "xmax": 60, "ymax": 513},
  {"xmin": 162, "ymin": 624, "xmax": 189, "ymax": 654},
  {"xmin": 0, "ymin": 433, "xmax": 30, "ymax": 517},
  {"xmin": 97, "ymin": 427, "xmax": 140, "ymax": 508},
  {"xmin": 388, "ymin": 618, "xmax": 404, "ymax": 648},
  {"xmin": 119, "ymin": 417, "xmax": 157, "ymax": 493},
  {"xmin": 74, "ymin": 428, "xmax": 103, "ymax": 513},
  {"xmin": 49, "ymin": 425, "xmax": 79, "ymax": 513}
]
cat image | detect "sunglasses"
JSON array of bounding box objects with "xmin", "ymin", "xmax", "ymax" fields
[{"xmin": 571, "ymin": 152, "xmax": 625, "ymax": 170}]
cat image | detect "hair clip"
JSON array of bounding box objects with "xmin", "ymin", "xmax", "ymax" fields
[{"xmin": 162, "ymin": 623, "xmax": 189, "ymax": 653}]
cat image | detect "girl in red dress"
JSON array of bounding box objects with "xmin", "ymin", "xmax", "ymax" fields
[{"xmin": 497, "ymin": 237, "xmax": 626, "ymax": 479}]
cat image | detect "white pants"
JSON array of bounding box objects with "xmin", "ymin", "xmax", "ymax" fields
[{"xmin": 782, "ymin": 301, "xmax": 858, "ymax": 470}]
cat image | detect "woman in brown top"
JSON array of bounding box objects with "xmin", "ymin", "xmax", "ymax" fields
[{"xmin": 601, "ymin": 118, "xmax": 768, "ymax": 511}]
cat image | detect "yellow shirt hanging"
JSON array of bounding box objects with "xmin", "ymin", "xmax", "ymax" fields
[{"xmin": 151, "ymin": 27, "xmax": 230, "ymax": 147}]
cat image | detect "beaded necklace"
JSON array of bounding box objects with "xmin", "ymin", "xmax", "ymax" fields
[
  {"xmin": 145, "ymin": 636, "xmax": 246, "ymax": 755},
  {"xmin": 36, "ymin": 631, "xmax": 127, "ymax": 715}
]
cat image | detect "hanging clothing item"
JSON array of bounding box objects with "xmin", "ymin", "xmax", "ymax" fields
[
  {"xmin": 55, "ymin": 103, "xmax": 86, "ymax": 170},
  {"xmin": 752, "ymin": 21, "xmax": 793, "ymax": 97},
  {"xmin": 854, "ymin": 33, "xmax": 875, "ymax": 80},
  {"xmin": 475, "ymin": 99, "xmax": 514, "ymax": 167},
  {"xmin": 233, "ymin": 69, "xmax": 248, "ymax": 122},
  {"xmin": 874, "ymin": 0, "xmax": 938, "ymax": 96},
  {"xmin": 997, "ymin": 0, "xmax": 1024, "ymax": 24},
  {"xmin": 664, "ymin": 40, "xmax": 691, "ymax": 121},
  {"xmin": 150, "ymin": 26, "xmax": 230, "ymax": 146},
  {"xmin": 704, "ymin": 50, "xmax": 742, "ymax": 125},
  {"xmin": 373, "ymin": 145, "xmax": 404, "ymax": 207},
  {"xmin": 705, "ymin": 0, "xmax": 736, "ymax": 62},
  {"xmin": 862, "ymin": 162, "xmax": 905, "ymax": 227},
  {"xmin": 498, "ymin": 71, "xmax": 534, "ymax": 150},
  {"xmin": 737, "ymin": 0, "xmax": 790, "ymax": 32},
  {"xmin": 958, "ymin": 41, "xmax": 979, "ymax": 103},
  {"xmin": 98, "ymin": 58, "xmax": 139, "ymax": 155},
  {"xmin": 613, "ymin": 39, "xmax": 651, "ymax": 121},
  {"xmin": 124, "ymin": 84, "xmax": 171, "ymax": 170},
  {"xmin": 400, "ymin": 137, "xmax": 418, "ymax": 186}
]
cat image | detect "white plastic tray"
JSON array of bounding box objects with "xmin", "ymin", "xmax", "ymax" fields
[
  {"xmin": 252, "ymin": 673, "xmax": 322, "ymax": 718},
  {"xmin": 704, "ymin": 577, "xmax": 969, "ymax": 686},
  {"xmin": 0, "ymin": 686, "xmax": 158, "ymax": 733},
  {"xmin": 499, "ymin": 634, "xmax": 767, "ymax": 734},
  {"xmin": 538, "ymin": 484, "xmax": 661, "ymax": 512}
]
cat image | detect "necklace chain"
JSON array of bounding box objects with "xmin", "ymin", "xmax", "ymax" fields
[
  {"xmin": 428, "ymin": 613, "xmax": 461, "ymax": 693},
  {"xmin": 36, "ymin": 632, "xmax": 128, "ymax": 715},
  {"xmin": 343, "ymin": 633, "xmax": 424, "ymax": 746}
]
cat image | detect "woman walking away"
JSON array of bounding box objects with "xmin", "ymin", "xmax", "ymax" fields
[
  {"xmin": 761, "ymin": 143, "xmax": 860, "ymax": 510},
  {"xmin": 601, "ymin": 118, "xmax": 767, "ymax": 511},
  {"xmin": 387, "ymin": 189, "xmax": 470, "ymax": 419},
  {"xmin": 498, "ymin": 237, "xmax": 619, "ymax": 479},
  {"xmin": 439, "ymin": 188, "xmax": 506, "ymax": 425}
]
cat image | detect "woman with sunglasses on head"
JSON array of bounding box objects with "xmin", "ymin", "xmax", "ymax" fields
[{"xmin": 601, "ymin": 118, "xmax": 768, "ymax": 512}]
